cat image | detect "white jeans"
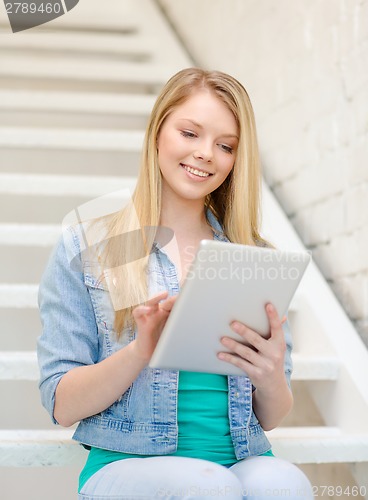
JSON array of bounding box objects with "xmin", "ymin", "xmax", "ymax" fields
[{"xmin": 78, "ymin": 455, "xmax": 314, "ymax": 499}]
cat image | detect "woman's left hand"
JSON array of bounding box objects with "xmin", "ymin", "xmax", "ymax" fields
[{"xmin": 217, "ymin": 303, "xmax": 287, "ymax": 391}]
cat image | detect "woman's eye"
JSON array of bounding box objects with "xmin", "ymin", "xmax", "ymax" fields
[
  {"xmin": 180, "ymin": 130, "xmax": 197, "ymax": 138},
  {"xmin": 219, "ymin": 144, "xmax": 233, "ymax": 154}
]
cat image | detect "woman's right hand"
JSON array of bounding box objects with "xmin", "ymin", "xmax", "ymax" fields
[{"xmin": 131, "ymin": 291, "xmax": 177, "ymax": 364}]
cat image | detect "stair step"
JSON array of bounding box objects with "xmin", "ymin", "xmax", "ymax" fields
[
  {"xmin": 0, "ymin": 430, "xmax": 86, "ymax": 467},
  {"xmin": 0, "ymin": 224, "xmax": 61, "ymax": 246},
  {"xmin": 291, "ymin": 353, "xmax": 340, "ymax": 380},
  {"xmin": 0, "ymin": 351, "xmax": 340, "ymax": 382},
  {"xmin": 267, "ymin": 426, "xmax": 368, "ymax": 464},
  {"xmin": 0, "ymin": 173, "xmax": 137, "ymax": 197},
  {"xmin": 0, "ymin": 54, "xmax": 180, "ymax": 93},
  {"xmin": 0, "ymin": 90, "xmax": 155, "ymax": 129},
  {"xmin": 0, "ymin": 127, "xmax": 143, "ymax": 176},
  {"xmin": 0, "ymin": 352, "xmax": 38, "ymax": 380},
  {"xmin": 0, "ymin": 284, "xmax": 38, "ymax": 308},
  {"xmin": 0, "ymin": 0, "xmax": 139, "ymax": 32},
  {"xmin": 0, "ymin": 32, "xmax": 156, "ymax": 62},
  {"xmin": 0, "ymin": 90, "xmax": 155, "ymax": 115},
  {"xmin": 0, "ymin": 173, "xmax": 137, "ymax": 224},
  {"xmin": 0, "ymin": 309, "xmax": 41, "ymax": 351},
  {"xmin": 0, "ymin": 245, "xmax": 54, "ymax": 283},
  {"xmin": 0, "ymin": 126, "xmax": 143, "ymax": 151},
  {"xmin": 1, "ymin": 427, "xmax": 367, "ymax": 466},
  {"xmin": 0, "ymin": 0, "xmax": 192, "ymax": 68},
  {"xmin": 0, "ymin": 194, "xmax": 130, "ymax": 224}
]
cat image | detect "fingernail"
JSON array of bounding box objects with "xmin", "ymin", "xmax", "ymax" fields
[{"xmin": 232, "ymin": 321, "xmax": 241, "ymax": 331}]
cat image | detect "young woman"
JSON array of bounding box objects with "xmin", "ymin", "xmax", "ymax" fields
[{"xmin": 38, "ymin": 68, "xmax": 313, "ymax": 499}]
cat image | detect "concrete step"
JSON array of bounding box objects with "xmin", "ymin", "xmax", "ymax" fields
[
  {"xmin": 0, "ymin": 224, "xmax": 61, "ymax": 247},
  {"xmin": 0, "ymin": 194, "xmax": 133, "ymax": 224},
  {"xmin": 0, "ymin": 173, "xmax": 137, "ymax": 223},
  {"xmin": 0, "ymin": 225, "xmax": 58, "ymax": 282},
  {"xmin": 0, "ymin": 90, "xmax": 155, "ymax": 129},
  {"xmin": 0, "ymin": 351, "xmax": 340, "ymax": 382},
  {"xmin": 0, "ymin": 31, "xmax": 156, "ymax": 62},
  {"xmin": 0, "ymin": 224, "xmax": 57, "ymax": 281},
  {"xmin": 0, "ymin": 309, "xmax": 41, "ymax": 351},
  {"xmin": 0, "ymin": 173, "xmax": 137, "ymax": 197},
  {"xmin": 0, "ymin": 245, "xmax": 53, "ymax": 283},
  {"xmin": 0, "ymin": 378, "xmax": 56, "ymax": 430},
  {"xmin": 0, "ymin": 0, "xmax": 192, "ymax": 68},
  {"xmin": 0, "ymin": 127, "xmax": 143, "ymax": 176},
  {"xmin": 291, "ymin": 353, "xmax": 340, "ymax": 381},
  {"xmin": 1, "ymin": 427, "xmax": 367, "ymax": 466},
  {"xmin": 267, "ymin": 426, "xmax": 368, "ymax": 464},
  {"xmin": 0, "ymin": 194, "xmax": 111, "ymax": 224},
  {"xmin": 0, "ymin": 0, "xmax": 140, "ymax": 33},
  {"xmin": 0, "ymin": 54, "xmax": 181, "ymax": 93},
  {"xmin": 0, "ymin": 430, "xmax": 86, "ymax": 467},
  {"xmin": 0, "ymin": 352, "xmax": 39, "ymax": 380},
  {"xmin": 0, "ymin": 284, "xmax": 38, "ymax": 309},
  {"xmin": 0, "ymin": 126, "xmax": 144, "ymax": 151}
]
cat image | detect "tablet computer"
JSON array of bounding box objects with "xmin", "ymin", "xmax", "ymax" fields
[{"xmin": 149, "ymin": 239, "xmax": 311, "ymax": 376}]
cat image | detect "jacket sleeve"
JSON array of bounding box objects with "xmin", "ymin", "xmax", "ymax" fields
[{"xmin": 37, "ymin": 228, "xmax": 99, "ymax": 424}]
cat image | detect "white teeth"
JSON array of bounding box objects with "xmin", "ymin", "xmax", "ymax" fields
[{"xmin": 183, "ymin": 165, "xmax": 210, "ymax": 177}]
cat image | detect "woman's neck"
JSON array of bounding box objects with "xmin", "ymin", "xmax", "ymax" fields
[
  {"xmin": 159, "ymin": 196, "xmax": 213, "ymax": 284},
  {"xmin": 159, "ymin": 197, "xmax": 209, "ymax": 238}
]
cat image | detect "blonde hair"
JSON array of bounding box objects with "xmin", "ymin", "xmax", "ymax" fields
[{"xmin": 97, "ymin": 68, "xmax": 267, "ymax": 335}]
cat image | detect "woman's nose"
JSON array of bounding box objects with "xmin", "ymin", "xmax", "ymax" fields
[{"xmin": 193, "ymin": 148, "xmax": 213, "ymax": 162}]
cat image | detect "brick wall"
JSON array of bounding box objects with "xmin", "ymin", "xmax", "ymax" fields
[{"xmin": 159, "ymin": 0, "xmax": 368, "ymax": 345}]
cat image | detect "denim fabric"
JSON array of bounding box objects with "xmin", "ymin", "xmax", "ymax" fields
[
  {"xmin": 77, "ymin": 456, "xmax": 313, "ymax": 500},
  {"xmin": 78, "ymin": 456, "xmax": 244, "ymax": 500},
  {"xmin": 37, "ymin": 211, "xmax": 293, "ymax": 459}
]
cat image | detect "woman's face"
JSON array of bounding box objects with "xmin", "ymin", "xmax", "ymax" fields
[{"xmin": 157, "ymin": 89, "xmax": 239, "ymax": 205}]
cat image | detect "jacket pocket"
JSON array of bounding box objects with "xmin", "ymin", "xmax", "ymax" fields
[
  {"xmin": 83, "ymin": 271, "xmax": 134, "ymax": 356},
  {"xmin": 84, "ymin": 272, "xmax": 116, "ymax": 333}
]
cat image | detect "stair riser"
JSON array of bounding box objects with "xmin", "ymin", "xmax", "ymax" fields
[
  {"xmin": 0, "ymin": 246, "xmax": 53, "ymax": 283},
  {"xmin": 0, "ymin": 381, "xmax": 54, "ymax": 430},
  {"xmin": 0, "ymin": 77, "xmax": 163, "ymax": 95},
  {"xmin": 0, "ymin": 111, "xmax": 150, "ymax": 130},
  {"xmin": 0, "ymin": 149, "xmax": 141, "ymax": 176},
  {"xmin": 1, "ymin": 48, "xmax": 152, "ymax": 65},
  {"xmin": 0, "ymin": 194, "xmax": 117, "ymax": 224},
  {"xmin": 0, "ymin": 309, "xmax": 41, "ymax": 351},
  {"xmin": 0, "ymin": 31, "xmax": 155, "ymax": 57}
]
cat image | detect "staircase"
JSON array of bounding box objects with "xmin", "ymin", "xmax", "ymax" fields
[{"xmin": 0, "ymin": 1, "xmax": 367, "ymax": 499}]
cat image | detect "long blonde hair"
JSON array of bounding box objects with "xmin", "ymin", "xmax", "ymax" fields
[{"xmin": 97, "ymin": 68, "xmax": 267, "ymax": 335}]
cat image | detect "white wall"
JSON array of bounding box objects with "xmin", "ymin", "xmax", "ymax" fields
[{"xmin": 158, "ymin": 0, "xmax": 368, "ymax": 345}]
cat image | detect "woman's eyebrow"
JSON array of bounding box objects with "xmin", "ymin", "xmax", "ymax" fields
[{"xmin": 177, "ymin": 118, "xmax": 239, "ymax": 139}]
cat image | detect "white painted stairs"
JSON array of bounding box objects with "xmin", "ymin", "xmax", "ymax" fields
[{"xmin": 0, "ymin": 0, "xmax": 367, "ymax": 498}]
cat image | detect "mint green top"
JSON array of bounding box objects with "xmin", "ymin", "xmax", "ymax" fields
[{"xmin": 79, "ymin": 372, "xmax": 273, "ymax": 492}]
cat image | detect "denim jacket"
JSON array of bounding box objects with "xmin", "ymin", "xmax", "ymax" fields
[{"xmin": 37, "ymin": 211, "xmax": 292, "ymax": 460}]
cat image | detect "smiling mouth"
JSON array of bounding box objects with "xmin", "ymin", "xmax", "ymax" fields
[{"xmin": 180, "ymin": 163, "xmax": 213, "ymax": 178}]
